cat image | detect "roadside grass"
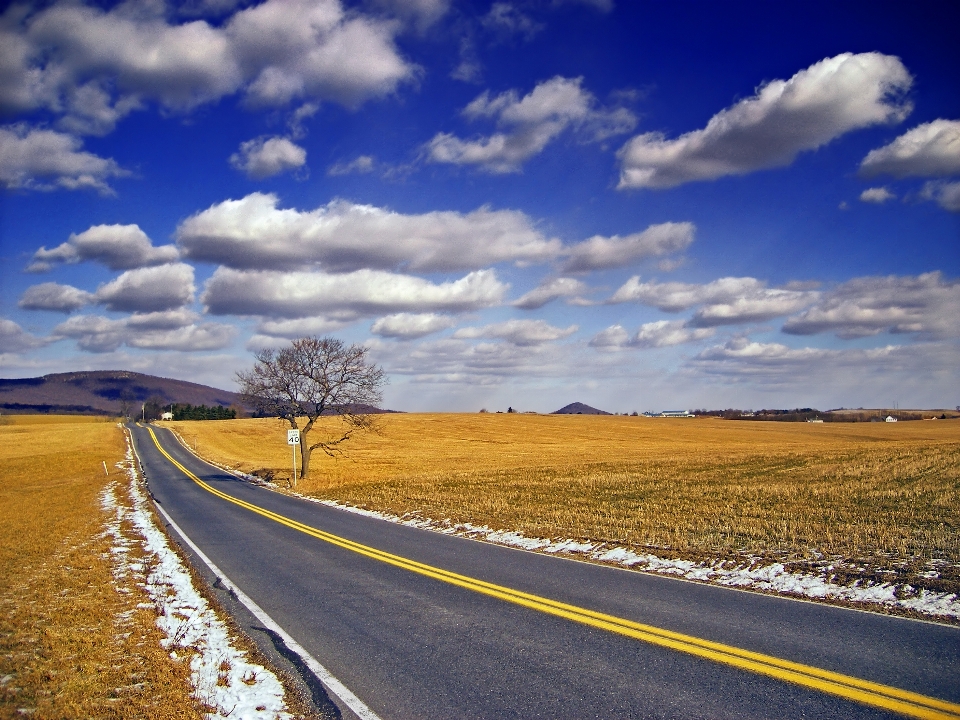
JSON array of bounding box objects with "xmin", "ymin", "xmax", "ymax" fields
[
  {"xmin": 0, "ymin": 415, "xmax": 202, "ymax": 718},
  {"xmin": 169, "ymin": 414, "xmax": 960, "ymax": 594}
]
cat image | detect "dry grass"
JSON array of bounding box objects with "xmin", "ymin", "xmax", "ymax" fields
[
  {"xmin": 0, "ymin": 415, "xmax": 202, "ymax": 719},
  {"xmin": 170, "ymin": 414, "xmax": 960, "ymax": 591}
]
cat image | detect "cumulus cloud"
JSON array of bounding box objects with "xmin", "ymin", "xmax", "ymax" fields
[
  {"xmin": 424, "ymin": 76, "xmax": 636, "ymax": 173},
  {"xmin": 327, "ymin": 155, "xmax": 375, "ymax": 176},
  {"xmin": 0, "ymin": 124, "xmax": 129, "ymax": 193},
  {"xmin": 633, "ymin": 320, "xmax": 714, "ymax": 347},
  {"xmin": 512, "ymin": 277, "xmax": 588, "ymax": 309},
  {"xmin": 52, "ymin": 313, "xmax": 235, "ymax": 353},
  {"xmin": 0, "ymin": 318, "xmax": 49, "ymax": 353},
  {"xmin": 255, "ymin": 317, "xmax": 355, "ymax": 339},
  {"xmin": 19, "ymin": 265, "xmax": 195, "ymax": 314},
  {"xmin": 371, "ymin": 313, "xmax": 457, "ymax": 339},
  {"xmin": 19, "ymin": 282, "xmax": 94, "ymax": 312},
  {"xmin": 859, "ymin": 119, "xmax": 960, "ymax": 178},
  {"xmin": 610, "ymin": 276, "xmax": 816, "ymax": 325},
  {"xmin": 177, "ymin": 192, "xmax": 560, "ymax": 272},
  {"xmin": 30, "ymin": 224, "xmax": 178, "ymax": 271},
  {"xmin": 920, "ymin": 180, "xmax": 960, "ymax": 212},
  {"xmin": 0, "ymin": 0, "xmax": 414, "ymax": 134},
  {"xmin": 782, "ymin": 272, "xmax": 960, "ymax": 340},
  {"xmin": 230, "ymin": 136, "xmax": 306, "ymax": 179},
  {"xmin": 561, "ymin": 221, "xmax": 694, "ymax": 273},
  {"xmin": 387, "ymin": 335, "xmax": 580, "ymax": 384},
  {"xmin": 690, "ymin": 337, "xmax": 886, "ymax": 381},
  {"xmin": 859, "ymin": 186, "xmax": 896, "ymax": 204},
  {"xmin": 685, "ymin": 337, "xmax": 960, "ymax": 397},
  {"xmin": 589, "ymin": 320, "xmax": 713, "ymax": 349},
  {"xmin": 202, "ymin": 267, "xmax": 507, "ymax": 319},
  {"xmin": 617, "ymin": 52, "xmax": 913, "ymax": 189},
  {"xmin": 453, "ymin": 319, "xmax": 578, "ymax": 345},
  {"xmin": 94, "ymin": 264, "xmax": 196, "ymax": 313}
]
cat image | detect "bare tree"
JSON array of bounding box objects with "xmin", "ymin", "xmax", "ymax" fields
[{"xmin": 236, "ymin": 336, "xmax": 386, "ymax": 483}]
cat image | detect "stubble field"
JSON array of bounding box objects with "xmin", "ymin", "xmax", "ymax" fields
[
  {"xmin": 0, "ymin": 415, "xmax": 202, "ymax": 719},
  {"xmin": 169, "ymin": 413, "xmax": 960, "ymax": 595}
]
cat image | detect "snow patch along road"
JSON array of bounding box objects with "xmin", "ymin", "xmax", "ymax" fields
[
  {"xmin": 281, "ymin": 493, "xmax": 959, "ymax": 621},
  {"xmin": 100, "ymin": 441, "xmax": 292, "ymax": 720}
]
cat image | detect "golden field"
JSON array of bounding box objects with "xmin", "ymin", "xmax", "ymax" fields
[
  {"xmin": 0, "ymin": 415, "xmax": 203, "ymax": 718},
  {"xmin": 170, "ymin": 413, "xmax": 960, "ymax": 591}
]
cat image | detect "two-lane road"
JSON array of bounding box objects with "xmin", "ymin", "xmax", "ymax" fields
[{"xmin": 130, "ymin": 423, "xmax": 960, "ymax": 719}]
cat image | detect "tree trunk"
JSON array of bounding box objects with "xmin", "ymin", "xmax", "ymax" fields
[{"xmin": 299, "ymin": 440, "xmax": 312, "ymax": 481}]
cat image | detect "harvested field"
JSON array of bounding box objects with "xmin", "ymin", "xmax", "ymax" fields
[
  {"xmin": 169, "ymin": 414, "xmax": 960, "ymax": 596},
  {"xmin": 0, "ymin": 415, "xmax": 202, "ymax": 718}
]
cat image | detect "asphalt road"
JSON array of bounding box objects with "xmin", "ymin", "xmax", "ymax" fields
[{"xmin": 130, "ymin": 423, "xmax": 960, "ymax": 720}]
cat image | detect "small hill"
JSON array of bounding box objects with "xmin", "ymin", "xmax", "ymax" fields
[
  {"xmin": 553, "ymin": 402, "xmax": 611, "ymax": 415},
  {"xmin": 0, "ymin": 370, "xmax": 242, "ymax": 416}
]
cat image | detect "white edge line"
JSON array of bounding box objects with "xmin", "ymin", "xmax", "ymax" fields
[{"xmin": 133, "ymin": 429, "xmax": 384, "ymax": 720}]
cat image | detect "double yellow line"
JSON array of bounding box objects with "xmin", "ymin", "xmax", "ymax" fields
[{"xmin": 145, "ymin": 426, "xmax": 960, "ymax": 719}]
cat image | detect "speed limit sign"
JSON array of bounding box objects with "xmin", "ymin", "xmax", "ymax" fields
[{"xmin": 287, "ymin": 429, "xmax": 301, "ymax": 445}]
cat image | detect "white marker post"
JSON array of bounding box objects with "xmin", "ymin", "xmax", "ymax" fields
[{"xmin": 287, "ymin": 429, "xmax": 301, "ymax": 487}]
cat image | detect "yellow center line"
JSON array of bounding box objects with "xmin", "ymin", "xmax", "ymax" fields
[{"xmin": 144, "ymin": 425, "xmax": 960, "ymax": 720}]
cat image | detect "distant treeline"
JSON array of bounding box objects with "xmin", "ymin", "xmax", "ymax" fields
[
  {"xmin": 170, "ymin": 403, "xmax": 236, "ymax": 421},
  {"xmin": 691, "ymin": 408, "xmax": 936, "ymax": 422}
]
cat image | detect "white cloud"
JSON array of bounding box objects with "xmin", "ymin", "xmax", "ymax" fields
[
  {"xmin": 0, "ymin": 318, "xmax": 49, "ymax": 353},
  {"xmin": 94, "ymin": 264, "xmax": 196, "ymax": 313},
  {"xmin": 327, "ymin": 155, "xmax": 375, "ymax": 176},
  {"xmin": 0, "ymin": 0, "xmax": 414, "ymax": 134},
  {"xmin": 859, "ymin": 119, "xmax": 960, "ymax": 178},
  {"xmin": 19, "ymin": 266, "xmax": 195, "ymax": 314},
  {"xmin": 230, "ymin": 136, "xmax": 306, "ymax": 179},
  {"xmin": 617, "ymin": 52, "xmax": 913, "ymax": 189},
  {"xmin": 632, "ymin": 320, "xmax": 715, "ymax": 348},
  {"xmin": 255, "ymin": 316, "xmax": 355, "ymax": 339},
  {"xmin": 52, "ymin": 313, "xmax": 234, "ymax": 353},
  {"xmin": 424, "ymin": 76, "xmax": 636, "ymax": 173},
  {"xmin": 920, "ymin": 180, "xmax": 960, "ymax": 213},
  {"xmin": 202, "ymin": 267, "xmax": 507, "ymax": 319},
  {"xmin": 482, "ymin": 3, "xmax": 543, "ymax": 39},
  {"xmin": 453, "ymin": 319, "xmax": 578, "ymax": 345},
  {"xmin": 859, "ymin": 186, "xmax": 896, "ymax": 204},
  {"xmin": 387, "ymin": 335, "xmax": 580, "ymax": 383},
  {"xmin": 782, "ymin": 272, "xmax": 960, "ymax": 340},
  {"xmin": 0, "ymin": 124, "xmax": 128, "ymax": 193},
  {"xmin": 561, "ymin": 221, "xmax": 694, "ymax": 272},
  {"xmin": 512, "ymin": 277, "xmax": 588, "ymax": 309},
  {"xmin": 588, "ymin": 324, "xmax": 630, "ymax": 349},
  {"xmin": 177, "ymin": 192, "xmax": 560, "ymax": 272},
  {"xmin": 30, "ymin": 224, "xmax": 178, "ymax": 271},
  {"xmin": 610, "ymin": 276, "xmax": 816, "ymax": 325},
  {"xmin": 686, "ymin": 337, "xmax": 960, "ymax": 403},
  {"xmin": 589, "ymin": 320, "xmax": 713, "ymax": 349},
  {"xmin": 18, "ymin": 282, "xmax": 94, "ymax": 312},
  {"xmin": 371, "ymin": 313, "xmax": 457, "ymax": 339}
]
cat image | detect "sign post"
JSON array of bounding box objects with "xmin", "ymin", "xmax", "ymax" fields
[{"xmin": 287, "ymin": 429, "xmax": 301, "ymax": 487}]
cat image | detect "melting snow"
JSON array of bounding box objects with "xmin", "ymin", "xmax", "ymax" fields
[{"xmin": 101, "ymin": 439, "xmax": 292, "ymax": 720}]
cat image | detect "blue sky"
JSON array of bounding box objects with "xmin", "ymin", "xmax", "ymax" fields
[{"xmin": 1, "ymin": 0, "xmax": 958, "ymax": 413}]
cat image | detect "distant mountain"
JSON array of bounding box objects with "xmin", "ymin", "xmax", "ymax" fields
[
  {"xmin": 0, "ymin": 370, "xmax": 242, "ymax": 415},
  {"xmin": 552, "ymin": 402, "xmax": 611, "ymax": 415},
  {"xmin": 0, "ymin": 370, "xmax": 399, "ymax": 416}
]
